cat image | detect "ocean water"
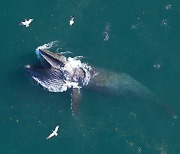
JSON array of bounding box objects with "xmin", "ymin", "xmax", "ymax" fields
[{"xmin": 1, "ymin": 0, "xmax": 180, "ymax": 153}]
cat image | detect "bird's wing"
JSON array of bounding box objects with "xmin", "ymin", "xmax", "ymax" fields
[
  {"xmin": 28, "ymin": 19, "xmax": 33, "ymax": 23},
  {"xmin": 18, "ymin": 22, "xmax": 23, "ymax": 26},
  {"xmin": 47, "ymin": 133, "xmax": 54, "ymax": 139},
  {"xmin": 21, "ymin": 21, "xmax": 25, "ymax": 25},
  {"xmin": 54, "ymin": 125, "xmax": 59, "ymax": 132}
]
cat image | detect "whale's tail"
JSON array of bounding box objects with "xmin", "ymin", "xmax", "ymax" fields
[
  {"xmin": 157, "ymin": 102, "xmax": 178, "ymax": 119},
  {"xmin": 87, "ymin": 68, "xmax": 178, "ymax": 119}
]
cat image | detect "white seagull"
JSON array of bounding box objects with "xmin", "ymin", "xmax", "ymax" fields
[
  {"xmin": 46, "ymin": 125, "xmax": 60, "ymax": 139},
  {"xmin": 19, "ymin": 19, "xmax": 33, "ymax": 27},
  {"xmin": 69, "ymin": 16, "xmax": 75, "ymax": 26}
]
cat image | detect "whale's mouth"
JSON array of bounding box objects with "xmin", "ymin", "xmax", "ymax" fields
[
  {"xmin": 25, "ymin": 48, "xmax": 66, "ymax": 69},
  {"xmin": 25, "ymin": 48, "xmax": 93, "ymax": 92},
  {"xmin": 25, "ymin": 49, "xmax": 69, "ymax": 92}
]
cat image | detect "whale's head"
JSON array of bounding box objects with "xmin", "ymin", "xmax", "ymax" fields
[{"xmin": 25, "ymin": 49, "xmax": 92, "ymax": 92}]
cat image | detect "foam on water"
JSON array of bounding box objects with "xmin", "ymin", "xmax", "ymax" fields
[
  {"xmin": 62, "ymin": 56, "xmax": 93, "ymax": 89},
  {"xmin": 64, "ymin": 57, "xmax": 82, "ymax": 71},
  {"xmin": 103, "ymin": 23, "xmax": 110, "ymax": 41},
  {"xmin": 37, "ymin": 41, "xmax": 59, "ymax": 50}
]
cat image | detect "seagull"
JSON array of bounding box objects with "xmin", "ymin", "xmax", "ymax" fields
[
  {"xmin": 69, "ymin": 16, "xmax": 75, "ymax": 26},
  {"xmin": 46, "ymin": 125, "xmax": 60, "ymax": 139},
  {"xmin": 19, "ymin": 19, "xmax": 33, "ymax": 27}
]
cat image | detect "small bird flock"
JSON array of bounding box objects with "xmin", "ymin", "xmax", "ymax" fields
[
  {"xmin": 69, "ymin": 16, "xmax": 75, "ymax": 26},
  {"xmin": 19, "ymin": 16, "xmax": 75, "ymax": 28}
]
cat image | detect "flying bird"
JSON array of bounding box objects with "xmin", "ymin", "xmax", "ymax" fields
[
  {"xmin": 18, "ymin": 19, "xmax": 33, "ymax": 27},
  {"xmin": 69, "ymin": 16, "xmax": 75, "ymax": 26},
  {"xmin": 46, "ymin": 125, "xmax": 59, "ymax": 139}
]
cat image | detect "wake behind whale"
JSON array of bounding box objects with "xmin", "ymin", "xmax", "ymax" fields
[{"xmin": 25, "ymin": 43, "xmax": 177, "ymax": 119}]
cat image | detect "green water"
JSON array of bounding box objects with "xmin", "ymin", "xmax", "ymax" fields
[{"xmin": 1, "ymin": 0, "xmax": 180, "ymax": 153}]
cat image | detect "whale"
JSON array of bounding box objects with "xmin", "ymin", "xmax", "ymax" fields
[{"xmin": 25, "ymin": 49, "xmax": 177, "ymax": 118}]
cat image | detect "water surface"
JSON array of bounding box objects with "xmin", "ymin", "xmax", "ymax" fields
[{"xmin": 1, "ymin": 0, "xmax": 180, "ymax": 153}]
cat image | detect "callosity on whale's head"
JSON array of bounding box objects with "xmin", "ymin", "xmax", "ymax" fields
[{"xmin": 25, "ymin": 49, "xmax": 93, "ymax": 93}]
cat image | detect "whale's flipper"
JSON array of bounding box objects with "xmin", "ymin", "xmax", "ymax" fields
[{"xmin": 71, "ymin": 88, "xmax": 81, "ymax": 117}]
